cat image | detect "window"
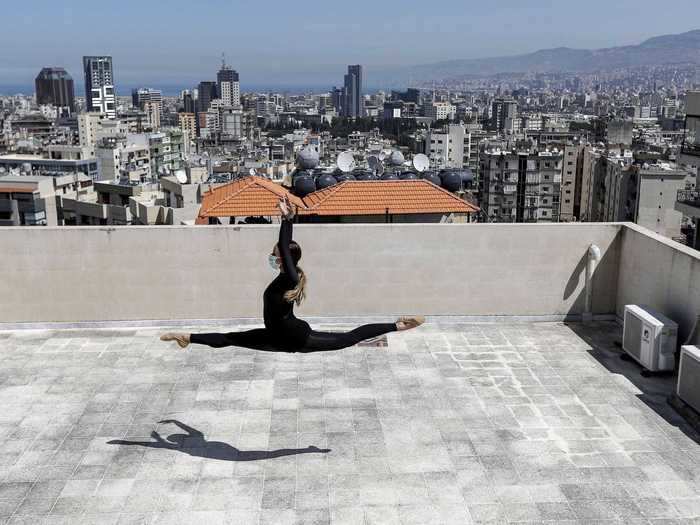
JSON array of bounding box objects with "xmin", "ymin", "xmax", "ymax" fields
[
  {"xmin": 565, "ymin": 199, "xmax": 571, "ymax": 203},
  {"xmin": 568, "ymin": 161, "xmax": 573, "ymax": 166}
]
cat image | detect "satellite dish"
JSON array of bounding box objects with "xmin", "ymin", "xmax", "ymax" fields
[
  {"xmin": 249, "ymin": 168, "xmax": 256, "ymax": 176},
  {"xmin": 413, "ymin": 154, "xmax": 429, "ymax": 173},
  {"xmin": 376, "ymin": 162, "xmax": 385, "ymax": 177},
  {"xmin": 0, "ymin": 167, "xmax": 5, "ymax": 174},
  {"xmin": 379, "ymin": 150, "xmax": 390, "ymax": 161},
  {"xmin": 175, "ymin": 169, "xmax": 187, "ymax": 184},
  {"xmin": 21, "ymin": 162, "xmax": 32, "ymax": 173},
  {"xmin": 297, "ymin": 147, "xmax": 320, "ymax": 169},
  {"xmin": 337, "ymin": 151, "xmax": 355, "ymax": 173}
]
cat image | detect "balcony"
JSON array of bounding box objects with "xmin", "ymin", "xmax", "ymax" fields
[
  {"xmin": 678, "ymin": 189, "xmax": 700, "ymax": 208},
  {"xmin": 1, "ymin": 223, "xmax": 700, "ymax": 522}
]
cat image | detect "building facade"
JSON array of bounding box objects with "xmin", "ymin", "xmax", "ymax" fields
[
  {"xmin": 35, "ymin": 67, "xmax": 75, "ymax": 115},
  {"xmin": 343, "ymin": 65, "xmax": 364, "ymax": 119},
  {"xmin": 480, "ymin": 149, "xmax": 563, "ymax": 222},
  {"xmin": 83, "ymin": 56, "xmax": 116, "ymax": 119},
  {"xmin": 217, "ymin": 65, "xmax": 240, "ymax": 107}
]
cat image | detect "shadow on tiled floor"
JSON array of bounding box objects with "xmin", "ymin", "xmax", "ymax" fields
[{"xmin": 566, "ymin": 321, "xmax": 700, "ymax": 446}]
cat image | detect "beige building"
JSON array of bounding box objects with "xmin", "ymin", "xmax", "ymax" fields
[{"xmin": 178, "ymin": 113, "xmax": 196, "ymax": 137}]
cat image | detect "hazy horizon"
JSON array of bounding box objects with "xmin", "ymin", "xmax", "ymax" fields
[{"xmin": 2, "ymin": 0, "xmax": 699, "ymax": 92}]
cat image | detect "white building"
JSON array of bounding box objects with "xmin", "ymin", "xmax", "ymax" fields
[
  {"xmin": 425, "ymin": 124, "xmax": 471, "ymax": 169},
  {"xmin": 424, "ymin": 102, "xmax": 454, "ymax": 122}
]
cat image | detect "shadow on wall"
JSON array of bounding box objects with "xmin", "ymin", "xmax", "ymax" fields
[
  {"xmin": 565, "ymin": 228, "xmax": 621, "ymax": 319},
  {"xmin": 107, "ymin": 420, "xmax": 331, "ymax": 461},
  {"xmin": 565, "ymin": 321, "xmax": 700, "ymax": 447}
]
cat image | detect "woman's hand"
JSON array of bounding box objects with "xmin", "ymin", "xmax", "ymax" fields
[{"xmin": 278, "ymin": 195, "xmax": 296, "ymax": 220}]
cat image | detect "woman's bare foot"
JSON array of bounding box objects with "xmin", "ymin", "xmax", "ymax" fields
[
  {"xmin": 159, "ymin": 333, "xmax": 191, "ymax": 348},
  {"xmin": 395, "ymin": 316, "xmax": 425, "ymax": 331}
]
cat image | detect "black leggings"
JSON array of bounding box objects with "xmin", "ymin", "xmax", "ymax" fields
[{"xmin": 190, "ymin": 323, "xmax": 397, "ymax": 353}]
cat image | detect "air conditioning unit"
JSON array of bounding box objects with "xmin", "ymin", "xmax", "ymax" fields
[
  {"xmin": 622, "ymin": 305, "xmax": 678, "ymax": 373},
  {"xmin": 677, "ymin": 346, "xmax": 700, "ymax": 413}
]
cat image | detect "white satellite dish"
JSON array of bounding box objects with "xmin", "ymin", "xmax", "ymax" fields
[
  {"xmin": 337, "ymin": 151, "xmax": 355, "ymax": 173},
  {"xmin": 413, "ymin": 154, "xmax": 429, "ymax": 173},
  {"xmin": 379, "ymin": 150, "xmax": 390, "ymax": 161},
  {"xmin": 249, "ymin": 168, "xmax": 256, "ymax": 176},
  {"xmin": 175, "ymin": 169, "xmax": 187, "ymax": 184}
]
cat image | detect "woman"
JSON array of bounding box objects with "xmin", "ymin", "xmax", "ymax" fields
[{"xmin": 161, "ymin": 195, "xmax": 424, "ymax": 352}]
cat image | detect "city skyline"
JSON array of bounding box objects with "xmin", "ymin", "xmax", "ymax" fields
[{"xmin": 1, "ymin": 0, "xmax": 700, "ymax": 91}]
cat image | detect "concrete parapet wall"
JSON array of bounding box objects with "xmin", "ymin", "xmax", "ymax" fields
[
  {"xmin": 1, "ymin": 223, "xmax": 626, "ymax": 323},
  {"xmin": 617, "ymin": 223, "xmax": 700, "ymax": 342}
]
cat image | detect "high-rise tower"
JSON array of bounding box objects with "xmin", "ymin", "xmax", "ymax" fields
[
  {"xmin": 83, "ymin": 56, "xmax": 116, "ymax": 119},
  {"xmin": 35, "ymin": 67, "xmax": 75, "ymax": 114},
  {"xmin": 343, "ymin": 65, "xmax": 364, "ymax": 119},
  {"xmin": 217, "ymin": 55, "xmax": 240, "ymax": 107}
]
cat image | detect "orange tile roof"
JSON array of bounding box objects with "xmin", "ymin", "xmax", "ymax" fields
[
  {"xmin": 0, "ymin": 186, "xmax": 37, "ymax": 194},
  {"xmin": 300, "ymin": 179, "xmax": 478, "ymax": 216},
  {"xmin": 196, "ymin": 176, "xmax": 305, "ymax": 223},
  {"xmin": 195, "ymin": 176, "xmax": 478, "ymax": 222}
]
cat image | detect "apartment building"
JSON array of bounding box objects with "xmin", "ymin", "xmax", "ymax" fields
[{"xmin": 480, "ymin": 148, "xmax": 563, "ymax": 222}]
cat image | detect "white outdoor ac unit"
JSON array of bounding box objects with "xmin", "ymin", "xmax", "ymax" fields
[
  {"xmin": 677, "ymin": 345, "xmax": 700, "ymax": 413},
  {"xmin": 622, "ymin": 305, "xmax": 678, "ymax": 372}
]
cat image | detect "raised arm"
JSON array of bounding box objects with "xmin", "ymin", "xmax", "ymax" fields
[{"xmin": 278, "ymin": 218, "xmax": 300, "ymax": 284}]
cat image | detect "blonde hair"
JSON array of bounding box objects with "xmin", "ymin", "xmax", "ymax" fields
[{"xmin": 284, "ymin": 266, "xmax": 307, "ymax": 306}]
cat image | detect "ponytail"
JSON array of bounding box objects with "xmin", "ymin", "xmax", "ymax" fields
[{"xmin": 284, "ymin": 266, "xmax": 307, "ymax": 306}]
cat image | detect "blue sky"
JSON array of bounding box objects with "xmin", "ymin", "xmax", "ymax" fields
[{"xmin": 1, "ymin": 0, "xmax": 699, "ymax": 91}]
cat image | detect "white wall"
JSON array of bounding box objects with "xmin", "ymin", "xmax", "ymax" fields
[
  {"xmin": 0, "ymin": 223, "xmax": 625, "ymax": 324},
  {"xmin": 617, "ymin": 223, "xmax": 700, "ymax": 342}
]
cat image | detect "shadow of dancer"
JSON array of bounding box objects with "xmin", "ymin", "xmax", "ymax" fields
[{"xmin": 107, "ymin": 420, "xmax": 331, "ymax": 461}]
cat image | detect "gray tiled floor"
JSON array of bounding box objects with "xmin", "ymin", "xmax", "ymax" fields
[{"xmin": 0, "ymin": 321, "xmax": 699, "ymax": 525}]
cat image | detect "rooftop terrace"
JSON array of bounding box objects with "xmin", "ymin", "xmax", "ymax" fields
[
  {"xmin": 0, "ymin": 320, "xmax": 699, "ymax": 524},
  {"xmin": 1, "ymin": 221, "xmax": 700, "ymax": 524}
]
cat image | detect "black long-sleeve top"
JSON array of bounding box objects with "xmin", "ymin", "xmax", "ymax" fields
[{"xmin": 263, "ymin": 218, "xmax": 311, "ymax": 348}]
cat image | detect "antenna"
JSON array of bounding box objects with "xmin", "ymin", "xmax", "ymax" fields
[
  {"xmin": 336, "ymin": 151, "xmax": 355, "ymax": 173},
  {"xmin": 221, "ymin": 52, "xmax": 227, "ymax": 69},
  {"xmin": 413, "ymin": 154, "xmax": 429, "ymax": 173}
]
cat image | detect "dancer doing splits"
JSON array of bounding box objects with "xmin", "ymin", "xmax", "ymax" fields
[{"xmin": 160, "ymin": 195, "xmax": 424, "ymax": 352}]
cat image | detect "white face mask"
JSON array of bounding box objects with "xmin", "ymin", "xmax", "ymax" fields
[{"xmin": 268, "ymin": 254, "xmax": 280, "ymax": 271}]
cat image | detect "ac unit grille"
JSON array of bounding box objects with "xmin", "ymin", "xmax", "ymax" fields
[
  {"xmin": 624, "ymin": 312, "xmax": 644, "ymax": 361},
  {"xmin": 678, "ymin": 349, "xmax": 700, "ymax": 413}
]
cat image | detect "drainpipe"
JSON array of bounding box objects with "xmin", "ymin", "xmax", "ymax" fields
[{"xmin": 583, "ymin": 244, "xmax": 602, "ymax": 323}]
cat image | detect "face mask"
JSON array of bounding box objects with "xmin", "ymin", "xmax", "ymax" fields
[{"xmin": 268, "ymin": 255, "xmax": 280, "ymax": 271}]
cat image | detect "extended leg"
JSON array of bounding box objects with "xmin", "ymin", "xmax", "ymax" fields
[
  {"xmin": 300, "ymin": 323, "xmax": 398, "ymax": 353},
  {"xmin": 190, "ymin": 328, "xmax": 277, "ymax": 351}
]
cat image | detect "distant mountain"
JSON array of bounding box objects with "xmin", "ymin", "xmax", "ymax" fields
[{"xmin": 374, "ymin": 29, "xmax": 700, "ymax": 86}]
